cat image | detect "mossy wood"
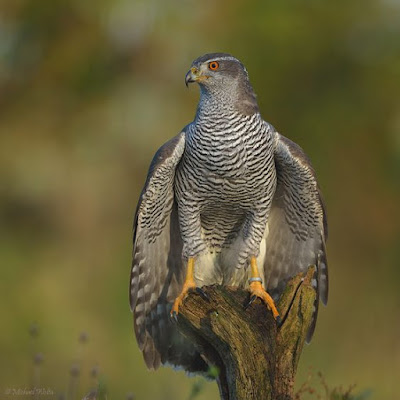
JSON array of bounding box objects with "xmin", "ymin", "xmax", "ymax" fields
[{"xmin": 176, "ymin": 266, "xmax": 316, "ymax": 400}]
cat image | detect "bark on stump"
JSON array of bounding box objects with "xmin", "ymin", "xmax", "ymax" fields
[{"xmin": 176, "ymin": 266, "xmax": 317, "ymax": 400}]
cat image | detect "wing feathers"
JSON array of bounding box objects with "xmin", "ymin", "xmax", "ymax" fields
[
  {"xmin": 264, "ymin": 131, "xmax": 328, "ymax": 340},
  {"xmin": 131, "ymin": 131, "xmax": 196, "ymax": 369},
  {"xmin": 130, "ymin": 131, "xmax": 208, "ymax": 371}
]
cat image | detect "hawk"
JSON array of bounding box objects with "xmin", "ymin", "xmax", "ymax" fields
[{"xmin": 130, "ymin": 53, "xmax": 328, "ymax": 372}]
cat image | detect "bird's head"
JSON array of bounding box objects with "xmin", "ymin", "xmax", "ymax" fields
[{"xmin": 185, "ymin": 53, "xmax": 259, "ymax": 115}]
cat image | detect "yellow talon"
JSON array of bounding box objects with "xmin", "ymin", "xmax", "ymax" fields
[
  {"xmin": 248, "ymin": 256, "xmax": 280, "ymax": 320},
  {"xmin": 171, "ymin": 257, "xmax": 196, "ymax": 317}
]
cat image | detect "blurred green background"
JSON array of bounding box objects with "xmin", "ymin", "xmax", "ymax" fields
[{"xmin": 1, "ymin": 0, "xmax": 399, "ymax": 399}]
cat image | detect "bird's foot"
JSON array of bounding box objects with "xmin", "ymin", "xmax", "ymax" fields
[
  {"xmin": 170, "ymin": 284, "xmax": 209, "ymax": 321},
  {"xmin": 246, "ymin": 280, "xmax": 280, "ymax": 323},
  {"xmin": 170, "ymin": 280, "xmax": 196, "ymax": 321},
  {"xmin": 170, "ymin": 257, "xmax": 209, "ymax": 321}
]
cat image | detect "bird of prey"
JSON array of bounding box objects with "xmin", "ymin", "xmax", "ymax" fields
[{"xmin": 130, "ymin": 53, "xmax": 328, "ymax": 372}]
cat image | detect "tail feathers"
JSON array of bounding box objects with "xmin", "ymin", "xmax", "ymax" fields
[
  {"xmin": 306, "ymin": 251, "xmax": 328, "ymax": 343},
  {"xmin": 135, "ymin": 302, "xmax": 208, "ymax": 373},
  {"xmin": 142, "ymin": 327, "xmax": 208, "ymax": 373},
  {"xmin": 306, "ymin": 286, "xmax": 319, "ymax": 343},
  {"xmin": 319, "ymin": 245, "xmax": 329, "ymax": 306}
]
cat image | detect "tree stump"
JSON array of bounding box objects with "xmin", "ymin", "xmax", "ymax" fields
[{"xmin": 176, "ymin": 266, "xmax": 317, "ymax": 400}]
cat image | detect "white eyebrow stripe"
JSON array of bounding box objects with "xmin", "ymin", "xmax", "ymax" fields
[
  {"xmin": 207, "ymin": 56, "xmax": 249, "ymax": 76},
  {"xmin": 209, "ymin": 56, "xmax": 238, "ymax": 62}
]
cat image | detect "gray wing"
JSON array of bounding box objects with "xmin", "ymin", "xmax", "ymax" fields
[
  {"xmin": 130, "ymin": 131, "xmax": 207, "ymax": 372},
  {"xmin": 264, "ymin": 132, "xmax": 328, "ymax": 341}
]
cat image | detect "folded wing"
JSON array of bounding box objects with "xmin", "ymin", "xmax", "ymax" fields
[
  {"xmin": 264, "ymin": 132, "xmax": 328, "ymax": 341},
  {"xmin": 130, "ymin": 131, "xmax": 207, "ymax": 371}
]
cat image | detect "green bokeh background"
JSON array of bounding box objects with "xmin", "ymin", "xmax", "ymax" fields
[{"xmin": 1, "ymin": 0, "xmax": 399, "ymax": 399}]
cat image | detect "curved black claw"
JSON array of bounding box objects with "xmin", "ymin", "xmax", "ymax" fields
[
  {"xmin": 170, "ymin": 311, "xmax": 178, "ymax": 323},
  {"xmin": 195, "ymin": 287, "xmax": 210, "ymax": 302},
  {"xmin": 245, "ymin": 295, "xmax": 281, "ymax": 324},
  {"xmin": 245, "ymin": 294, "xmax": 257, "ymax": 310}
]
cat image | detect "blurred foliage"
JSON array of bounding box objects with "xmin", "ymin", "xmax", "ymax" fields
[
  {"xmin": 295, "ymin": 371, "xmax": 373, "ymax": 400},
  {"xmin": 0, "ymin": 0, "xmax": 399, "ymax": 399}
]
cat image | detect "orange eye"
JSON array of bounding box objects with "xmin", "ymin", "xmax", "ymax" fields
[{"xmin": 208, "ymin": 61, "xmax": 219, "ymax": 70}]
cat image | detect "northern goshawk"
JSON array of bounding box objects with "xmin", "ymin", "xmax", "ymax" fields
[{"xmin": 130, "ymin": 53, "xmax": 328, "ymax": 372}]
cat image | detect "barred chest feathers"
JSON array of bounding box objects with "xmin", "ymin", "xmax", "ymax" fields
[
  {"xmin": 180, "ymin": 112, "xmax": 276, "ymax": 200},
  {"xmin": 175, "ymin": 111, "xmax": 278, "ymax": 283}
]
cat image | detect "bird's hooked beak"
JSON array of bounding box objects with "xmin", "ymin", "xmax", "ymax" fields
[
  {"xmin": 185, "ymin": 66, "xmax": 208, "ymax": 87},
  {"xmin": 185, "ymin": 67, "xmax": 198, "ymax": 87}
]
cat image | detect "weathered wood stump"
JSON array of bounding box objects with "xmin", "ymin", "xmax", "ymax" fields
[{"xmin": 176, "ymin": 267, "xmax": 316, "ymax": 400}]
